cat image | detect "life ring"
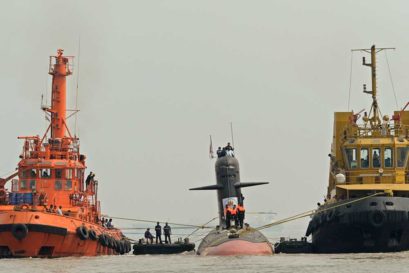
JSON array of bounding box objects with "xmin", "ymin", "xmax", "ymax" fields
[
  {"xmin": 21, "ymin": 204, "xmax": 30, "ymax": 210},
  {"xmin": 99, "ymin": 234, "xmax": 109, "ymax": 247},
  {"xmin": 12, "ymin": 224, "xmax": 28, "ymax": 240},
  {"xmin": 89, "ymin": 229, "xmax": 98, "ymax": 241},
  {"xmin": 369, "ymin": 210, "xmax": 386, "ymax": 228},
  {"xmin": 76, "ymin": 226, "xmax": 89, "ymax": 240}
]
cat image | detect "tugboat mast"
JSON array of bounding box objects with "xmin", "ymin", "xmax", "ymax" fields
[
  {"xmin": 48, "ymin": 49, "xmax": 72, "ymax": 139},
  {"xmin": 352, "ymin": 45, "xmax": 395, "ymax": 128}
]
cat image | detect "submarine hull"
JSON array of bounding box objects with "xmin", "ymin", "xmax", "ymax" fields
[
  {"xmin": 197, "ymin": 228, "xmax": 273, "ymax": 256},
  {"xmin": 309, "ymin": 196, "xmax": 409, "ymax": 253}
]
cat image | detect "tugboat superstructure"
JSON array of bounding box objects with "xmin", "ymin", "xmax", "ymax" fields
[
  {"xmin": 0, "ymin": 50, "xmax": 131, "ymax": 257},
  {"xmin": 307, "ymin": 45, "xmax": 409, "ymax": 253}
]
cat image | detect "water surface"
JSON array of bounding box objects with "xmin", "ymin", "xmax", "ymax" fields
[{"xmin": 1, "ymin": 252, "xmax": 409, "ymax": 273}]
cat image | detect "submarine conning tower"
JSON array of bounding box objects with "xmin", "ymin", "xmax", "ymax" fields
[
  {"xmin": 190, "ymin": 145, "xmax": 268, "ymax": 228},
  {"xmin": 215, "ymin": 156, "xmax": 242, "ymax": 225}
]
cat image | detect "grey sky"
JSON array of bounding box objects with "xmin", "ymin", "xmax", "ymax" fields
[{"xmin": 0, "ymin": 0, "xmax": 408, "ymax": 238}]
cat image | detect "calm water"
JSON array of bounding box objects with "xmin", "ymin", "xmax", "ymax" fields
[{"xmin": 1, "ymin": 252, "xmax": 409, "ymax": 273}]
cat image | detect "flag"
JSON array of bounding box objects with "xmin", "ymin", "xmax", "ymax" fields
[{"xmin": 209, "ymin": 135, "xmax": 215, "ymax": 159}]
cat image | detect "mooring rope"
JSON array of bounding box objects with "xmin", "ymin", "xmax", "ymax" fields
[
  {"xmin": 255, "ymin": 192, "xmax": 385, "ymax": 231},
  {"xmin": 102, "ymin": 215, "xmax": 215, "ymax": 229},
  {"xmin": 186, "ymin": 217, "xmax": 218, "ymax": 238}
]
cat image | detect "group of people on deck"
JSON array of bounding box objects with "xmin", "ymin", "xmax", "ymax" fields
[
  {"xmin": 100, "ymin": 217, "xmax": 114, "ymax": 228},
  {"xmin": 217, "ymin": 143, "xmax": 235, "ymax": 158},
  {"xmin": 225, "ymin": 203, "xmax": 246, "ymax": 229},
  {"xmin": 45, "ymin": 204, "xmax": 64, "ymax": 216},
  {"xmin": 144, "ymin": 222, "xmax": 172, "ymax": 244}
]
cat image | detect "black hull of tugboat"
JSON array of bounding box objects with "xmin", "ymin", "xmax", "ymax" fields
[
  {"xmin": 307, "ymin": 196, "xmax": 409, "ymax": 253},
  {"xmin": 132, "ymin": 243, "xmax": 195, "ymax": 255}
]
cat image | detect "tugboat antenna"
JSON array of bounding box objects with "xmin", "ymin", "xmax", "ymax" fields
[{"xmin": 74, "ymin": 37, "xmax": 81, "ymax": 137}]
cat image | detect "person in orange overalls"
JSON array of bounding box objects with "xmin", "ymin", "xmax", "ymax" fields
[
  {"xmin": 231, "ymin": 205, "xmax": 238, "ymax": 227},
  {"xmin": 225, "ymin": 205, "xmax": 233, "ymax": 229},
  {"xmin": 237, "ymin": 203, "xmax": 246, "ymax": 229}
]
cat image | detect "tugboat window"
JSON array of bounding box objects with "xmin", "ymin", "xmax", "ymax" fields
[
  {"xmin": 55, "ymin": 169, "xmax": 63, "ymax": 179},
  {"xmin": 30, "ymin": 180, "xmax": 36, "ymax": 190},
  {"xmin": 65, "ymin": 180, "xmax": 72, "ymax": 190},
  {"xmin": 360, "ymin": 148, "xmax": 369, "ymax": 168},
  {"xmin": 30, "ymin": 169, "xmax": 37, "ymax": 178},
  {"xmin": 40, "ymin": 169, "xmax": 51, "ymax": 179},
  {"xmin": 397, "ymin": 147, "xmax": 409, "ymax": 168},
  {"xmin": 384, "ymin": 148, "xmax": 393, "ymax": 168},
  {"xmin": 20, "ymin": 180, "xmax": 27, "ymax": 190},
  {"xmin": 55, "ymin": 181, "xmax": 62, "ymax": 190},
  {"xmin": 66, "ymin": 169, "xmax": 73, "ymax": 179},
  {"xmin": 21, "ymin": 170, "xmax": 30, "ymax": 179},
  {"xmin": 346, "ymin": 148, "xmax": 357, "ymax": 169},
  {"xmin": 372, "ymin": 148, "xmax": 381, "ymax": 168}
]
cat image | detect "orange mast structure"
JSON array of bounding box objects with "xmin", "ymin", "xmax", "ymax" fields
[
  {"xmin": 0, "ymin": 49, "xmax": 130, "ymax": 258},
  {"xmin": 50, "ymin": 49, "xmax": 70, "ymax": 139}
]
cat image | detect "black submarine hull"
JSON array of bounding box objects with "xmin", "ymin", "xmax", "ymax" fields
[{"xmin": 308, "ymin": 196, "xmax": 409, "ymax": 253}]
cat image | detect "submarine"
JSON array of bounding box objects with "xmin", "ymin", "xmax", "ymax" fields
[{"xmin": 190, "ymin": 143, "xmax": 273, "ymax": 255}]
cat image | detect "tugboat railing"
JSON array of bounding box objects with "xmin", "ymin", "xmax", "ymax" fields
[{"xmin": 347, "ymin": 124, "xmax": 409, "ymax": 138}]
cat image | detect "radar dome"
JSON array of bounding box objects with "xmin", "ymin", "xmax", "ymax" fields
[{"xmin": 335, "ymin": 173, "xmax": 346, "ymax": 183}]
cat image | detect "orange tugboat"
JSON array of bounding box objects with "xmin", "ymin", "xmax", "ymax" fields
[{"xmin": 0, "ymin": 49, "xmax": 131, "ymax": 257}]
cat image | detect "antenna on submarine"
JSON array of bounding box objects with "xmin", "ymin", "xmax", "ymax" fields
[{"xmin": 230, "ymin": 122, "xmax": 235, "ymax": 148}]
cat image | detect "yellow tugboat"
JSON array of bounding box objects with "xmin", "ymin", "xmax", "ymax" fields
[{"xmin": 306, "ymin": 45, "xmax": 409, "ymax": 253}]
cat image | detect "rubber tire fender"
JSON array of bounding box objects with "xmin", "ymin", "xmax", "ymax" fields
[
  {"xmin": 119, "ymin": 241, "xmax": 126, "ymax": 254},
  {"xmin": 99, "ymin": 234, "xmax": 109, "ymax": 247},
  {"xmin": 112, "ymin": 239, "xmax": 118, "ymax": 251},
  {"xmin": 107, "ymin": 236, "xmax": 114, "ymax": 248},
  {"xmin": 125, "ymin": 241, "xmax": 131, "ymax": 253},
  {"xmin": 115, "ymin": 240, "xmax": 123, "ymax": 254},
  {"xmin": 76, "ymin": 226, "xmax": 89, "ymax": 240},
  {"xmin": 369, "ymin": 210, "xmax": 386, "ymax": 228},
  {"xmin": 89, "ymin": 229, "xmax": 98, "ymax": 241},
  {"xmin": 11, "ymin": 224, "xmax": 28, "ymax": 240}
]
